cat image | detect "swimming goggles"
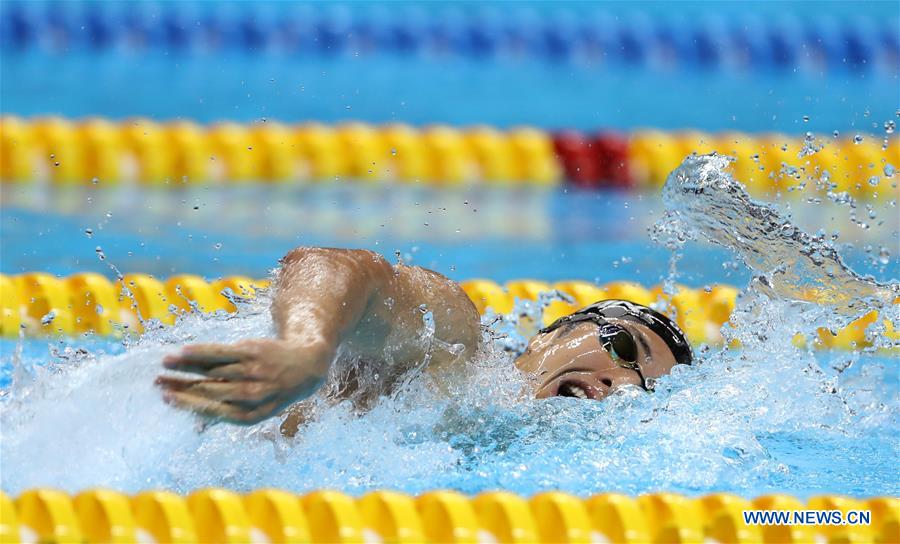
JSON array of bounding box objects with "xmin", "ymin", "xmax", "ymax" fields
[{"xmin": 538, "ymin": 299, "xmax": 693, "ymax": 391}]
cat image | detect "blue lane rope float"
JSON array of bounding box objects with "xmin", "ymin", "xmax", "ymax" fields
[{"xmin": 1, "ymin": 3, "xmax": 897, "ymax": 74}]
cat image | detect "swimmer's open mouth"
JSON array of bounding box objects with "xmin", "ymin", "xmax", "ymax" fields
[{"xmin": 555, "ymin": 379, "xmax": 599, "ymax": 400}]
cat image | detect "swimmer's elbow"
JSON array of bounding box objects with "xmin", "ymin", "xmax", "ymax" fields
[
  {"xmin": 280, "ymin": 246, "xmax": 332, "ymax": 268},
  {"xmin": 281, "ymin": 246, "xmax": 389, "ymax": 269},
  {"xmin": 278, "ymin": 247, "xmax": 395, "ymax": 288},
  {"xmin": 279, "ymin": 246, "xmax": 313, "ymax": 269}
]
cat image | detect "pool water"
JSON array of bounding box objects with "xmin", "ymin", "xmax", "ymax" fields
[
  {"xmin": 1, "ymin": 278, "xmax": 896, "ymax": 499},
  {"xmin": 1, "ymin": 162, "xmax": 897, "ymax": 499},
  {"xmin": 2, "ymin": 185, "xmax": 895, "ymax": 283},
  {"xmin": 5, "ymin": 53, "xmax": 896, "ymax": 134}
]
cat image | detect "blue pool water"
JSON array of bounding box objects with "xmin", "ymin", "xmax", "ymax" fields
[
  {"xmin": 2, "ymin": 3, "xmax": 897, "ymax": 135},
  {"xmin": 1, "ymin": 174, "xmax": 897, "ymax": 499},
  {"xmin": 1, "ymin": 280, "xmax": 897, "ymax": 499},
  {"xmin": 4, "ymin": 53, "xmax": 896, "ymax": 135},
  {"xmin": 2, "ymin": 185, "xmax": 896, "ymax": 283}
]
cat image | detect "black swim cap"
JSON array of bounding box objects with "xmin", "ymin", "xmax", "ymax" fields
[{"xmin": 540, "ymin": 299, "xmax": 693, "ymax": 366}]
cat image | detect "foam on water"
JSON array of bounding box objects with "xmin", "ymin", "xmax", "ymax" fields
[{"xmin": 1, "ymin": 154, "xmax": 897, "ymax": 498}]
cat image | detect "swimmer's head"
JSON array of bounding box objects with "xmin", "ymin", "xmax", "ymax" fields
[{"xmin": 514, "ymin": 300, "xmax": 692, "ymax": 401}]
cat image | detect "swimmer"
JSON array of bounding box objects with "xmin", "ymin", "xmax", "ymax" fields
[{"xmin": 157, "ymin": 247, "xmax": 692, "ymax": 432}]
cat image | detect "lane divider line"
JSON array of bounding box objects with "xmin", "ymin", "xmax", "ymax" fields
[
  {"xmin": 1, "ymin": 3, "xmax": 897, "ymax": 75},
  {"xmin": 2, "ymin": 117, "xmax": 896, "ymax": 199},
  {"xmin": 1, "ymin": 272, "xmax": 894, "ymax": 350},
  {"xmin": 1, "ymin": 489, "xmax": 895, "ymax": 544}
]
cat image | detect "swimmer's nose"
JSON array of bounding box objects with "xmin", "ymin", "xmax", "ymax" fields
[{"xmin": 593, "ymin": 367, "xmax": 643, "ymax": 398}]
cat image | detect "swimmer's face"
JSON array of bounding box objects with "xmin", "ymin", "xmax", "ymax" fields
[{"xmin": 514, "ymin": 319, "xmax": 678, "ymax": 401}]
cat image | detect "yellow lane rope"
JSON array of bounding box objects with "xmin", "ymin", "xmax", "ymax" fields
[
  {"xmin": 2, "ymin": 273, "xmax": 894, "ymax": 350},
  {"xmin": 2, "ymin": 117, "xmax": 896, "ymax": 199},
  {"xmin": 0, "ymin": 488, "xmax": 895, "ymax": 544}
]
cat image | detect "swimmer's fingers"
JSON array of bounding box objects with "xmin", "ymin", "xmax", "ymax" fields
[
  {"xmin": 155, "ymin": 375, "xmax": 198, "ymax": 392},
  {"xmin": 159, "ymin": 361, "xmax": 249, "ymax": 380},
  {"xmin": 164, "ymin": 343, "xmax": 252, "ymax": 367},
  {"xmin": 156, "ymin": 376, "xmax": 276, "ymax": 406},
  {"xmin": 163, "ymin": 390, "xmax": 278, "ymax": 424},
  {"xmin": 179, "ymin": 343, "xmax": 247, "ymax": 363}
]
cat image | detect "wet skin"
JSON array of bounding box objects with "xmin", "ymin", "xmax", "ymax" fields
[
  {"xmin": 514, "ymin": 320, "xmax": 679, "ymax": 400},
  {"xmin": 158, "ymin": 247, "xmax": 681, "ymax": 428}
]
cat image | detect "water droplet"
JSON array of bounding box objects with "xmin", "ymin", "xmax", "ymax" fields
[
  {"xmin": 885, "ymin": 120, "xmax": 896, "ymax": 134},
  {"xmin": 390, "ymin": 148, "xmax": 397, "ymax": 156},
  {"xmin": 853, "ymin": 134, "xmax": 863, "ymax": 144},
  {"xmin": 41, "ymin": 311, "xmax": 56, "ymax": 326},
  {"xmin": 884, "ymin": 164, "xmax": 895, "ymax": 177},
  {"xmin": 95, "ymin": 246, "xmax": 105, "ymax": 261},
  {"xmin": 95, "ymin": 304, "xmax": 104, "ymax": 315},
  {"xmin": 84, "ymin": 228, "xmax": 93, "ymax": 237},
  {"xmin": 799, "ymin": 132, "xmax": 823, "ymax": 158},
  {"xmin": 878, "ymin": 247, "xmax": 890, "ymax": 265},
  {"xmin": 213, "ymin": 243, "xmax": 222, "ymax": 250},
  {"xmin": 832, "ymin": 130, "xmax": 840, "ymax": 138},
  {"xmin": 868, "ymin": 176, "xmax": 880, "ymax": 187},
  {"xmin": 802, "ymin": 115, "xmax": 809, "ymax": 123}
]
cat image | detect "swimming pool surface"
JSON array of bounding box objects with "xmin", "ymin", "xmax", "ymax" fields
[
  {"xmin": 2, "ymin": 181, "xmax": 897, "ymax": 499},
  {"xmin": 1, "ymin": 289, "xmax": 897, "ymax": 500},
  {"xmin": 2, "ymin": 185, "xmax": 896, "ymax": 283}
]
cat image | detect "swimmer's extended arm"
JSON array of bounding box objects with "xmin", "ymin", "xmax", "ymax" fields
[{"xmin": 157, "ymin": 247, "xmax": 481, "ymax": 424}]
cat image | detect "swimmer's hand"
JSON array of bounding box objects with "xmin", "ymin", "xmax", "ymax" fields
[{"xmin": 156, "ymin": 339, "xmax": 333, "ymax": 424}]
